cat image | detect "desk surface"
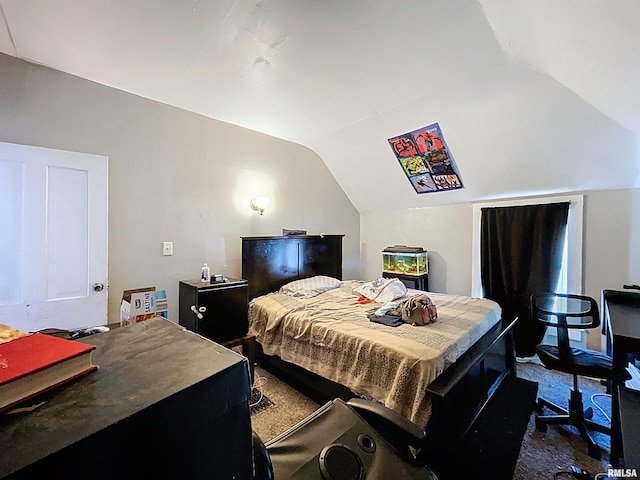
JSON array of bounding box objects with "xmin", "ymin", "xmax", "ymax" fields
[
  {"xmin": 0, "ymin": 318, "xmax": 252, "ymax": 479},
  {"xmin": 603, "ymin": 289, "xmax": 640, "ymax": 341},
  {"xmin": 607, "ymin": 302, "xmax": 640, "ymax": 340}
]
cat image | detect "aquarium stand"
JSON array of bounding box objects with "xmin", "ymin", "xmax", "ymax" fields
[{"xmin": 382, "ymin": 271, "xmax": 428, "ymax": 291}]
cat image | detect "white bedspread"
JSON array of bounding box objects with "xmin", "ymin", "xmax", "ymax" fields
[{"xmin": 248, "ymin": 280, "xmax": 502, "ymax": 426}]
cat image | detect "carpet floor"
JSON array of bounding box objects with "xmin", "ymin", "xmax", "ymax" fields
[
  {"xmin": 250, "ymin": 361, "xmax": 614, "ymax": 480},
  {"xmin": 513, "ymin": 360, "xmax": 612, "ymax": 480}
]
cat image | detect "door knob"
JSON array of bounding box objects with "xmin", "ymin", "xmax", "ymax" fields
[{"xmin": 93, "ymin": 283, "xmax": 104, "ymax": 292}]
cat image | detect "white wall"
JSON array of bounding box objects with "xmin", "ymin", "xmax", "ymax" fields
[
  {"xmin": 584, "ymin": 189, "xmax": 640, "ymax": 297},
  {"xmin": 0, "ymin": 53, "xmax": 360, "ymax": 325},
  {"xmin": 361, "ymin": 189, "xmax": 640, "ymax": 350},
  {"xmin": 360, "ymin": 204, "xmax": 474, "ymax": 294}
]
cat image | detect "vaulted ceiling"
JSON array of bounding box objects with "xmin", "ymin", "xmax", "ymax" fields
[{"xmin": 1, "ymin": 0, "xmax": 638, "ymax": 212}]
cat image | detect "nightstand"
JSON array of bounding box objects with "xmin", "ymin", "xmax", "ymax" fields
[{"xmin": 178, "ymin": 278, "xmax": 249, "ymax": 343}]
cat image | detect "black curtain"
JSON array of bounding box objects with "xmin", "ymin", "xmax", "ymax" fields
[{"xmin": 480, "ymin": 202, "xmax": 570, "ymax": 357}]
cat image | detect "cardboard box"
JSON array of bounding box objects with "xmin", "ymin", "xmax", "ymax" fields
[{"xmin": 120, "ymin": 287, "xmax": 169, "ymax": 326}]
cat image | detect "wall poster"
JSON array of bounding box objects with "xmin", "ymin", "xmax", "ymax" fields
[{"xmin": 387, "ymin": 122, "xmax": 463, "ymax": 194}]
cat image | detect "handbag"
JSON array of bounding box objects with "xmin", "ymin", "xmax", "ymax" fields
[{"xmin": 401, "ymin": 294, "xmax": 437, "ymax": 326}]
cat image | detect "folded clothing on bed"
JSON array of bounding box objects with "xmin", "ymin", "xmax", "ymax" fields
[
  {"xmin": 367, "ymin": 313, "xmax": 405, "ymax": 327},
  {"xmin": 352, "ymin": 278, "xmax": 407, "ymax": 303}
]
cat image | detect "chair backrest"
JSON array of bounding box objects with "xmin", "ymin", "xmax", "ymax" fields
[{"xmin": 530, "ymin": 293, "xmax": 600, "ymax": 355}]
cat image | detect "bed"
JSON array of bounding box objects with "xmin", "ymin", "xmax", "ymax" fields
[{"xmin": 242, "ymin": 234, "xmax": 516, "ymax": 443}]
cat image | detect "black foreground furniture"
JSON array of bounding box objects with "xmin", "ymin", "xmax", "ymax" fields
[
  {"xmin": 531, "ymin": 293, "xmax": 614, "ymax": 459},
  {"xmin": 252, "ymin": 398, "xmax": 439, "ymax": 480},
  {"xmin": 0, "ymin": 318, "xmax": 254, "ymax": 480},
  {"xmin": 602, "ymin": 288, "xmax": 640, "ymax": 467}
]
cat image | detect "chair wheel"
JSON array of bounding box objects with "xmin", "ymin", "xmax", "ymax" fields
[
  {"xmin": 584, "ymin": 407, "xmax": 593, "ymax": 419},
  {"xmin": 535, "ymin": 417, "xmax": 547, "ymax": 432}
]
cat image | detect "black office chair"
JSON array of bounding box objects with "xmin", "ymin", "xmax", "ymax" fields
[
  {"xmin": 252, "ymin": 397, "xmax": 439, "ymax": 480},
  {"xmin": 531, "ymin": 293, "xmax": 614, "ymax": 459}
]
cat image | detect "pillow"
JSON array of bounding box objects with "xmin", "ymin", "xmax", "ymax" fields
[
  {"xmin": 352, "ymin": 278, "xmax": 408, "ymax": 303},
  {"xmin": 279, "ymin": 276, "xmax": 343, "ymax": 298}
]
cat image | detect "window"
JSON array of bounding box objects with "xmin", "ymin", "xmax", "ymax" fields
[
  {"xmin": 546, "ymin": 235, "xmax": 585, "ymax": 347},
  {"xmin": 471, "ymin": 194, "xmax": 585, "ymax": 348}
]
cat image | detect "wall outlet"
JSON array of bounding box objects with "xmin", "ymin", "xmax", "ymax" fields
[{"xmin": 162, "ymin": 241, "xmax": 173, "ymax": 256}]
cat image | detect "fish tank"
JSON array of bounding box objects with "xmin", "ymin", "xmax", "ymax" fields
[{"xmin": 382, "ymin": 245, "xmax": 428, "ymax": 276}]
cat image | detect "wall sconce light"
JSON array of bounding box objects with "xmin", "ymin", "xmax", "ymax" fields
[{"xmin": 250, "ymin": 196, "xmax": 269, "ymax": 216}]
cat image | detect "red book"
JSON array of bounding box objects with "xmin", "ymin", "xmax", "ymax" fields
[{"xmin": 0, "ymin": 333, "xmax": 97, "ymax": 412}]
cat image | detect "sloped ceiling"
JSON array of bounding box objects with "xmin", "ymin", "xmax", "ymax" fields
[{"xmin": 1, "ymin": 0, "xmax": 638, "ymax": 212}]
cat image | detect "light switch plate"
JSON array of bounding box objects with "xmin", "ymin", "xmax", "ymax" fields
[{"xmin": 162, "ymin": 241, "xmax": 173, "ymax": 256}]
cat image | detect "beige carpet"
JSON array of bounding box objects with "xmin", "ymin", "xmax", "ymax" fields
[
  {"xmin": 250, "ymin": 366, "xmax": 320, "ymax": 442},
  {"xmin": 250, "ymin": 362, "xmax": 613, "ymax": 479}
]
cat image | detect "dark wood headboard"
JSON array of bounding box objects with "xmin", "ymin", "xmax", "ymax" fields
[{"xmin": 241, "ymin": 235, "xmax": 344, "ymax": 300}]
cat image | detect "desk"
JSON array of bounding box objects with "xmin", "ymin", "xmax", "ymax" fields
[
  {"xmin": 602, "ymin": 289, "xmax": 640, "ymax": 468},
  {"xmin": 619, "ymin": 386, "xmax": 640, "ymax": 469},
  {"xmin": 0, "ymin": 318, "xmax": 253, "ymax": 480}
]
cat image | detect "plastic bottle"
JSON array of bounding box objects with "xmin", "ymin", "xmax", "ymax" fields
[{"xmin": 201, "ymin": 263, "xmax": 211, "ymax": 283}]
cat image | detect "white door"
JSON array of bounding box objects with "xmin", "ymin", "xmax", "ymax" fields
[{"xmin": 0, "ymin": 142, "xmax": 108, "ymax": 332}]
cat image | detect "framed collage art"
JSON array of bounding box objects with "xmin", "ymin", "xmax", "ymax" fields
[{"xmin": 388, "ymin": 122, "xmax": 463, "ymax": 194}]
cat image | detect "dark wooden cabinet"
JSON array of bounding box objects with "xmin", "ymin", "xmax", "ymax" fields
[
  {"xmin": 383, "ymin": 272, "xmax": 429, "ymax": 291},
  {"xmin": 179, "ymin": 278, "xmax": 249, "ymax": 343},
  {"xmin": 241, "ymin": 235, "xmax": 344, "ymax": 300}
]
